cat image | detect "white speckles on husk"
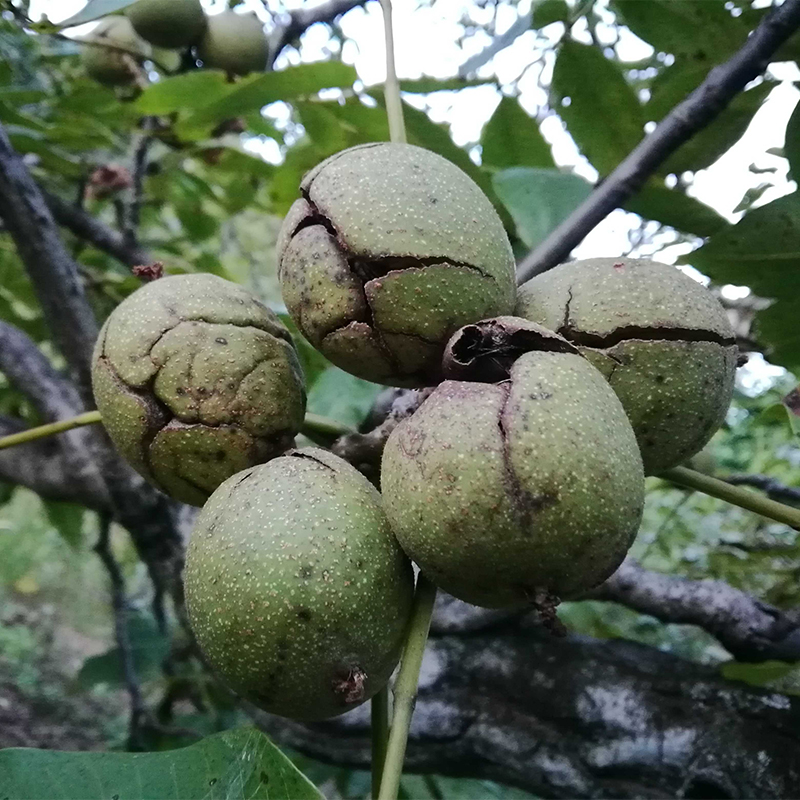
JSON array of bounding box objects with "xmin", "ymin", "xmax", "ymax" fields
[
  {"xmin": 516, "ymin": 257, "xmax": 738, "ymax": 474},
  {"xmin": 381, "ymin": 351, "xmax": 645, "ymax": 609},
  {"xmin": 184, "ymin": 447, "xmax": 414, "ymax": 721},
  {"xmin": 90, "ymin": 273, "xmax": 306, "ymax": 506},
  {"xmin": 277, "ymin": 143, "xmax": 516, "ymax": 387}
]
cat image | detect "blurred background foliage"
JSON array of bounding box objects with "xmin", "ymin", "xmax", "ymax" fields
[{"xmin": 1, "ymin": 0, "xmax": 799, "ymax": 796}]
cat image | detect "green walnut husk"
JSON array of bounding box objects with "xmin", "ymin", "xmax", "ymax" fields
[
  {"xmin": 81, "ymin": 16, "xmax": 149, "ymax": 87},
  {"xmin": 185, "ymin": 448, "xmax": 414, "ymax": 720},
  {"xmin": 382, "ymin": 318, "xmax": 645, "ymax": 609},
  {"xmin": 198, "ymin": 11, "xmax": 268, "ymax": 76},
  {"xmin": 91, "ymin": 274, "xmax": 305, "ymax": 506},
  {"xmin": 516, "ymin": 257, "xmax": 738, "ymax": 475},
  {"xmin": 278, "ymin": 142, "xmax": 517, "ymax": 387},
  {"xmin": 128, "ymin": 0, "xmax": 207, "ymax": 49}
]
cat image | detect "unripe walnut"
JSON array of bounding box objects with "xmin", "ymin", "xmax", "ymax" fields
[
  {"xmin": 278, "ymin": 143, "xmax": 516, "ymax": 387},
  {"xmin": 91, "ymin": 274, "xmax": 305, "ymax": 506},
  {"xmin": 516, "ymin": 258, "xmax": 737, "ymax": 474},
  {"xmin": 127, "ymin": 0, "xmax": 207, "ymax": 50},
  {"xmin": 185, "ymin": 448, "xmax": 414, "ymax": 720},
  {"xmin": 81, "ymin": 17, "xmax": 149, "ymax": 87},
  {"xmin": 198, "ymin": 11, "xmax": 268, "ymax": 76},
  {"xmin": 382, "ymin": 318, "xmax": 645, "ymax": 609}
]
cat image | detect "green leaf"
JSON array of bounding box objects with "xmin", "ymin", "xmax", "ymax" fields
[
  {"xmin": 551, "ymin": 39, "xmax": 645, "ymax": 174},
  {"xmin": 175, "ymin": 63, "xmax": 358, "ymax": 140},
  {"xmin": 647, "ymin": 59, "xmax": 711, "ymax": 120},
  {"xmin": 786, "ymin": 100, "xmax": 800, "ymax": 182},
  {"xmin": 307, "ymin": 367, "xmax": 382, "ymax": 429},
  {"xmin": 58, "ymin": 0, "xmax": 140, "ymax": 28},
  {"xmin": 683, "ymin": 191, "xmax": 800, "ymax": 371},
  {"xmin": 659, "ymin": 82, "xmax": 772, "ymax": 174},
  {"xmin": 77, "ymin": 610, "xmax": 169, "ymax": 688},
  {"xmin": 493, "ymin": 167, "xmax": 591, "ymax": 249},
  {"xmin": 612, "ymin": 0, "xmax": 749, "ymax": 60},
  {"xmin": 0, "ymin": 726, "xmax": 322, "ymax": 800},
  {"xmin": 532, "ymin": 0, "xmax": 569, "ymax": 29},
  {"xmin": 783, "ymin": 387, "xmax": 800, "ymax": 437},
  {"xmin": 43, "ymin": 502, "xmax": 85, "ymax": 549},
  {"xmin": 480, "ymin": 96, "xmax": 554, "ymax": 170},
  {"xmin": 624, "ymin": 182, "xmax": 729, "ymax": 238},
  {"xmin": 136, "ymin": 71, "xmax": 236, "ymax": 115},
  {"xmin": 721, "ymin": 660, "xmax": 798, "ymax": 687}
]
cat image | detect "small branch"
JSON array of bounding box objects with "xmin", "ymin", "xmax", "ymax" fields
[
  {"xmin": 378, "ymin": 573, "xmax": 437, "ymax": 800},
  {"xmin": 43, "ymin": 188, "xmax": 151, "ymax": 268},
  {"xmin": 94, "ymin": 513, "xmax": 150, "ymax": 750},
  {"xmin": 268, "ymin": 0, "xmax": 366, "ymax": 68},
  {"xmin": 380, "ymin": 0, "xmax": 406, "ymax": 144},
  {"xmin": 725, "ymin": 474, "xmax": 800, "ymax": 506},
  {"xmin": 593, "ymin": 559, "xmax": 800, "ymax": 662},
  {"xmin": 121, "ymin": 121, "xmax": 155, "ymax": 254},
  {"xmin": 664, "ymin": 466, "xmax": 800, "ymax": 531},
  {"xmin": 516, "ymin": 0, "xmax": 800, "ymax": 282},
  {"xmin": 0, "ymin": 410, "xmax": 101, "ymax": 452},
  {"xmin": 332, "ymin": 389, "xmax": 432, "ymax": 478},
  {"xmin": 371, "ymin": 686, "xmax": 390, "ymax": 800},
  {"xmin": 457, "ymin": 10, "xmax": 532, "ymax": 77}
]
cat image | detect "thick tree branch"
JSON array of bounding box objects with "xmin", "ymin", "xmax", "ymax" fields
[
  {"xmin": 593, "ymin": 559, "xmax": 800, "ymax": 663},
  {"xmin": 0, "ymin": 123, "xmax": 99, "ymax": 402},
  {"xmin": 255, "ymin": 625, "xmax": 800, "ymax": 798},
  {"xmin": 516, "ymin": 0, "xmax": 800, "ymax": 282},
  {"xmin": 269, "ymin": 0, "xmax": 366, "ymax": 68},
  {"xmin": 43, "ymin": 189, "xmax": 151, "ymax": 268}
]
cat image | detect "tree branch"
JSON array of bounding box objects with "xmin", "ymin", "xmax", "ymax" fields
[
  {"xmin": 0, "ymin": 122, "xmax": 99, "ymax": 403},
  {"xmin": 254, "ymin": 625, "xmax": 800, "ymax": 798},
  {"xmin": 593, "ymin": 559, "xmax": 800, "ymax": 662},
  {"xmin": 268, "ymin": 0, "xmax": 366, "ymax": 68},
  {"xmin": 725, "ymin": 474, "xmax": 800, "ymax": 506},
  {"xmin": 43, "ymin": 189, "xmax": 151, "ymax": 268},
  {"xmin": 516, "ymin": 0, "xmax": 800, "ymax": 282}
]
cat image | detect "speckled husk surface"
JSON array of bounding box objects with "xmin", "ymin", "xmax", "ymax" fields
[
  {"xmin": 516, "ymin": 257, "xmax": 737, "ymax": 475},
  {"xmin": 381, "ymin": 349, "xmax": 645, "ymax": 609},
  {"xmin": 81, "ymin": 17, "xmax": 148, "ymax": 86},
  {"xmin": 278, "ymin": 142, "xmax": 517, "ymax": 387},
  {"xmin": 91, "ymin": 274, "xmax": 305, "ymax": 506},
  {"xmin": 184, "ymin": 448, "xmax": 414, "ymax": 720},
  {"xmin": 197, "ymin": 11, "xmax": 268, "ymax": 76},
  {"xmin": 128, "ymin": 0, "xmax": 207, "ymax": 49}
]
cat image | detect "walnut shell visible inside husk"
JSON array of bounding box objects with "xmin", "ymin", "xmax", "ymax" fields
[
  {"xmin": 382, "ymin": 322, "xmax": 645, "ymax": 609},
  {"xmin": 91, "ymin": 273, "xmax": 306, "ymax": 506},
  {"xmin": 277, "ymin": 142, "xmax": 516, "ymax": 387}
]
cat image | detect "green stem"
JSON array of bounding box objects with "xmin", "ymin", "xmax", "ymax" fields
[
  {"xmin": 0, "ymin": 410, "xmax": 102, "ymax": 451},
  {"xmin": 663, "ymin": 466, "xmax": 800, "ymax": 530},
  {"xmin": 371, "ymin": 685, "xmax": 390, "ymax": 799},
  {"xmin": 378, "ymin": 573, "xmax": 437, "ymax": 800},
  {"xmin": 300, "ymin": 413, "xmax": 354, "ymax": 442},
  {"xmin": 379, "ymin": 0, "xmax": 407, "ymax": 144}
]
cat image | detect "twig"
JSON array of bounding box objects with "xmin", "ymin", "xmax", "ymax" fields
[
  {"xmin": 268, "ymin": 0, "xmax": 366, "ymax": 68},
  {"xmin": 663, "ymin": 466, "xmax": 800, "ymax": 531},
  {"xmin": 122, "ymin": 119, "xmax": 155, "ymax": 254},
  {"xmin": 380, "ymin": 0, "xmax": 406, "ymax": 144},
  {"xmin": 516, "ymin": 0, "xmax": 800, "ymax": 283},
  {"xmin": 0, "ymin": 410, "xmax": 102, "ymax": 451},
  {"xmin": 94, "ymin": 513, "xmax": 150, "ymax": 750},
  {"xmin": 378, "ymin": 574, "xmax": 438, "ymax": 800},
  {"xmin": 371, "ymin": 685, "xmax": 389, "ymax": 799},
  {"xmin": 725, "ymin": 474, "xmax": 800, "ymax": 506}
]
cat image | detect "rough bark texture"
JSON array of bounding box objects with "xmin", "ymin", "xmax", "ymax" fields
[{"xmin": 254, "ymin": 619, "xmax": 800, "ymax": 799}]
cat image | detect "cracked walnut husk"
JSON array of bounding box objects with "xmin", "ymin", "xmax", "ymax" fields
[
  {"xmin": 516, "ymin": 258, "xmax": 738, "ymax": 474},
  {"xmin": 381, "ymin": 319, "xmax": 645, "ymax": 610},
  {"xmin": 277, "ymin": 142, "xmax": 516, "ymax": 387},
  {"xmin": 91, "ymin": 273, "xmax": 306, "ymax": 506}
]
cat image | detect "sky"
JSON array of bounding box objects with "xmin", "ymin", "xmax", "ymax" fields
[{"xmin": 28, "ymin": 0, "xmax": 800, "ymax": 390}]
